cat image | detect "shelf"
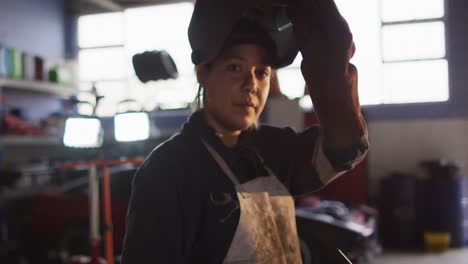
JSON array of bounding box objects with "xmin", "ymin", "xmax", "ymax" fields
[
  {"xmin": 0, "ymin": 78, "xmax": 77, "ymax": 97},
  {"xmin": 1, "ymin": 136, "xmax": 62, "ymax": 146}
]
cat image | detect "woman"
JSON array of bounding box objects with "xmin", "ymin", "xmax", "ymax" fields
[{"xmin": 122, "ymin": 0, "xmax": 368, "ymax": 263}]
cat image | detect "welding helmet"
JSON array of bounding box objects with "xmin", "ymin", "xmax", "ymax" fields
[{"xmin": 188, "ymin": 0, "xmax": 298, "ymax": 69}]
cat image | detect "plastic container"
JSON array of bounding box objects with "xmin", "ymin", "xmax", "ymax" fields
[
  {"xmin": 0, "ymin": 44, "xmax": 7, "ymax": 77},
  {"xmin": 424, "ymin": 232, "xmax": 450, "ymax": 253},
  {"xmin": 34, "ymin": 56, "xmax": 44, "ymax": 81},
  {"xmin": 22, "ymin": 52, "xmax": 35, "ymax": 80},
  {"xmin": 420, "ymin": 160, "xmax": 466, "ymax": 248},
  {"xmin": 5, "ymin": 48, "xmax": 13, "ymax": 77},
  {"xmin": 379, "ymin": 173, "xmax": 419, "ymax": 249},
  {"xmin": 10, "ymin": 48, "xmax": 23, "ymax": 79}
]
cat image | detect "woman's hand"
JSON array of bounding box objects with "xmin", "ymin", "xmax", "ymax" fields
[{"xmin": 289, "ymin": 0, "xmax": 366, "ymax": 151}]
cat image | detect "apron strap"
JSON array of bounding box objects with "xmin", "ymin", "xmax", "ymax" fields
[
  {"xmin": 264, "ymin": 166, "xmax": 276, "ymax": 177},
  {"xmin": 201, "ymin": 139, "xmax": 242, "ymax": 186},
  {"xmin": 249, "ymin": 150, "xmax": 278, "ymax": 179}
]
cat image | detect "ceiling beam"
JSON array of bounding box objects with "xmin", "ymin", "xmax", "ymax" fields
[
  {"xmin": 84, "ymin": 0, "xmax": 123, "ymax": 12},
  {"xmin": 66, "ymin": 0, "xmax": 195, "ymax": 15}
]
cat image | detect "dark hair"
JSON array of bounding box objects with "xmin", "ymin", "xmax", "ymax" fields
[
  {"xmin": 195, "ymin": 84, "xmax": 203, "ymax": 110},
  {"xmin": 194, "ymin": 62, "xmax": 212, "ymax": 110}
]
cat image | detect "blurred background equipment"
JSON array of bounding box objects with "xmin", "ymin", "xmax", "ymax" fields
[
  {"xmin": 114, "ymin": 112, "xmax": 150, "ymax": 142},
  {"xmin": 132, "ymin": 50, "xmax": 178, "ymax": 83},
  {"xmin": 378, "ymin": 159, "xmax": 468, "ymax": 253},
  {"xmin": 1, "ymin": 0, "xmax": 468, "ymax": 263},
  {"xmin": 420, "ymin": 160, "xmax": 467, "ymax": 250},
  {"xmin": 113, "ymin": 99, "xmax": 150, "ymax": 142},
  {"xmin": 379, "ymin": 172, "xmax": 419, "ymax": 249},
  {"xmin": 62, "ymin": 86, "xmax": 104, "ymax": 148},
  {"xmin": 63, "ymin": 117, "xmax": 103, "ymax": 148},
  {"xmin": 295, "ymin": 196, "xmax": 378, "ymax": 263}
]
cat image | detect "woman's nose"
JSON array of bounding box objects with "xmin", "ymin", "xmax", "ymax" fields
[{"xmin": 241, "ymin": 71, "xmax": 258, "ymax": 93}]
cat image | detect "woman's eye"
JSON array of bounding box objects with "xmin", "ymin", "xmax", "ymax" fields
[
  {"xmin": 226, "ymin": 64, "xmax": 241, "ymax": 72},
  {"xmin": 256, "ymin": 69, "xmax": 270, "ymax": 79}
]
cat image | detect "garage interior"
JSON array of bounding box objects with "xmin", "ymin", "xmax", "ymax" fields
[{"xmin": 1, "ymin": 0, "xmax": 468, "ymax": 263}]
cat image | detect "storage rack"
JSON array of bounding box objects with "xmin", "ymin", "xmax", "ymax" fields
[{"xmin": 0, "ymin": 78, "xmax": 78, "ymax": 159}]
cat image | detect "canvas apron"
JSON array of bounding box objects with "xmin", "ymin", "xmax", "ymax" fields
[{"xmin": 202, "ymin": 141, "xmax": 302, "ymax": 264}]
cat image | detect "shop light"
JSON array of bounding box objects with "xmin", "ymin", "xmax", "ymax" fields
[
  {"xmin": 114, "ymin": 112, "xmax": 150, "ymax": 142},
  {"xmin": 63, "ymin": 117, "xmax": 103, "ymax": 148}
]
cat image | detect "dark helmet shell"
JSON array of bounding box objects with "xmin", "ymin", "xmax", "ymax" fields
[{"xmin": 188, "ymin": 0, "xmax": 299, "ymax": 68}]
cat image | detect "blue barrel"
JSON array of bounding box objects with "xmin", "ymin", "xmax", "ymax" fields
[
  {"xmin": 0, "ymin": 206, "xmax": 4, "ymax": 241},
  {"xmin": 5, "ymin": 48, "xmax": 13, "ymax": 77},
  {"xmin": 380, "ymin": 173, "xmax": 419, "ymax": 249},
  {"xmin": 421, "ymin": 160, "xmax": 466, "ymax": 247},
  {"xmin": 463, "ymin": 179, "xmax": 468, "ymax": 246}
]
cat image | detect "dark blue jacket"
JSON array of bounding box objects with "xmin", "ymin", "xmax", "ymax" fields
[{"xmin": 122, "ymin": 111, "xmax": 333, "ymax": 263}]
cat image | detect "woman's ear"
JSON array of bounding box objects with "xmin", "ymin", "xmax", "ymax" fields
[{"xmin": 196, "ymin": 65, "xmax": 208, "ymax": 86}]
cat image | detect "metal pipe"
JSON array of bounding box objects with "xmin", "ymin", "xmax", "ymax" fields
[{"xmin": 102, "ymin": 166, "xmax": 114, "ymax": 264}]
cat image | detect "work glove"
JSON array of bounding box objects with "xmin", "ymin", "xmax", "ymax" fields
[{"xmin": 289, "ymin": 0, "xmax": 367, "ymax": 155}]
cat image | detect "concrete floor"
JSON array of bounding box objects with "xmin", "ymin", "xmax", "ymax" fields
[{"xmin": 371, "ymin": 249, "xmax": 468, "ymax": 264}]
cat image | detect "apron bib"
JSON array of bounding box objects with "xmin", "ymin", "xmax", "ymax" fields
[{"xmin": 202, "ymin": 140, "xmax": 302, "ymax": 264}]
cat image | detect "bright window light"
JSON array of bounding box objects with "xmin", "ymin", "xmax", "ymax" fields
[
  {"xmin": 138, "ymin": 75, "xmax": 198, "ymax": 110},
  {"xmin": 279, "ymin": 0, "xmax": 383, "ymax": 105},
  {"xmin": 336, "ymin": 0, "xmax": 382, "ymax": 105},
  {"xmin": 299, "ymin": 95, "xmax": 313, "ymax": 111},
  {"xmin": 77, "ymin": 0, "xmax": 448, "ymax": 111},
  {"xmin": 383, "ymin": 22, "xmax": 446, "ymax": 61},
  {"xmin": 78, "ymin": 12, "xmax": 124, "ymax": 48},
  {"xmin": 79, "ymin": 3, "xmax": 197, "ymax": 117},
  {"xmin": 78, "ymin": 81, "xmax": 127, "ymax": 117},
  {"xmin": 123, "ymin": 3, "xmax": 196, "ymax": 111},
  {"xmin": 114, "ymin": 112, "xmax": 150, "ymax": 142},
  {"xmin": 63, "ymin": 117, "xmax": 103, "ymax": 148},
  {"xmin": 381, "ymin": 0, "xmax": 444, "ymax": 22},
  {"xmin": 277, "ymin": 68, "xmax": 306, "ymax": 99},
  {"xmin": 125, "ymin": 3, "xmax": 194, "ymax": 75},
  {"xmin": 383, "ymin": 59, "xmax": 448, "ymax": 104},
  {"xmin": 78, "ymin": 47, "xmax": 126, "ymax": 81}
]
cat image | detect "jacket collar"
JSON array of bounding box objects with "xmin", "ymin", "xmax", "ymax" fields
[{"xmin": 181, "ymin": 110, "xmax": 265, "ymax": 182}]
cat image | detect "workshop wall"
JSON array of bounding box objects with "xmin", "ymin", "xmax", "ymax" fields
[
  {"xmin": 0, "ymin": 0, "xmax": 66, "ymax": 59},
  {"xmin": 365, "ymin": 0, "xmax": 468, "ymax": 120},
  {"xmin": 365, "ymin": 0, "xmax": 468, "ymax": 196},
  {"xmin": 367, "ymin": 118, "xmax": 468, "ymax": 196},
  {"xmin": 0, "ymin": 0, "xmax": 70, "ymax": 127},
  {"xmin": 0, "ymin": 0, "xmax": 70, "ymax": 168},
  {"xmin": 1, "ymin": 0, "xmax": 467, "ymax": 196}
]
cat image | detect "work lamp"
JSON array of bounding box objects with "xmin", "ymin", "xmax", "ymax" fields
[{"xmin": 63, "ymin": 116, "xmax": 103, "ymax": 148}]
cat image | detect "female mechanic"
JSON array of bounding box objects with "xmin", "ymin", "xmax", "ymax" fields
[{"xmin": 122, "ymin": 0, "xmax": 369, "ymax": 263}]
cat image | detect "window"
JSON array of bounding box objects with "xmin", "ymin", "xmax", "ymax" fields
[
  {"xmin": 380, "ymin": 0, "xmax": 448, "ymax": 104},
  {"xmin": 280, "ymin": 0, "xmax": 448, "ymax": 105},
  {"xmin": 78, "ymin": 1, "xmax": 448, "ymax": 116},
  {"xmin": 78, "ymin": 12, "xmax": 127, "ymax": 116},
  {"xmin": 78, "ymin": 3, "xmax": 195, "ymax": 117},
  {"xmin": 280, "ymin": 0, "xmax": 383, "ymax": 106}
]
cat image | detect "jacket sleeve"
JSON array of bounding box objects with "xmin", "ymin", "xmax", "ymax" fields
[
  {"xmin": 256, "ymin": 119, "xmax": 369, "ymax": 196},
  {"xmin": 312, "ymin": 117, "xmax": 369, "ymax": 186},
  {"xmin": 121, "ymin": 148, "xmax": 186, "ymax": 264}
]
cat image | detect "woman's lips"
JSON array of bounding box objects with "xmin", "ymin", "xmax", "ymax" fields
[
  {"xmin": 235, "ymin": 100, "xmax": 255, "ymax": 107},
  {"xmin": 234, "ymin": 102, "xmax": 255, "ymax": 111},
  {"xmin": 236, "ymin": 102, "xmax": 254, "ymax": 107}
]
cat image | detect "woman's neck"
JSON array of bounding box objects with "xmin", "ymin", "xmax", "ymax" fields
[{"xmin": 203, "ymin": 111, "xmax": 240, "ymax": 148}]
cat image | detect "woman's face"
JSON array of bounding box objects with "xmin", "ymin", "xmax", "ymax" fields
[{"xmin": 197, "ymin": 44, "xmax": 272, "ymax": 134}]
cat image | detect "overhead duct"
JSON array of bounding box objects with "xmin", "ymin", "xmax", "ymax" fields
[{"xmin": 67, "ymin": 0, "xmax": 193, "ymax": 15}]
